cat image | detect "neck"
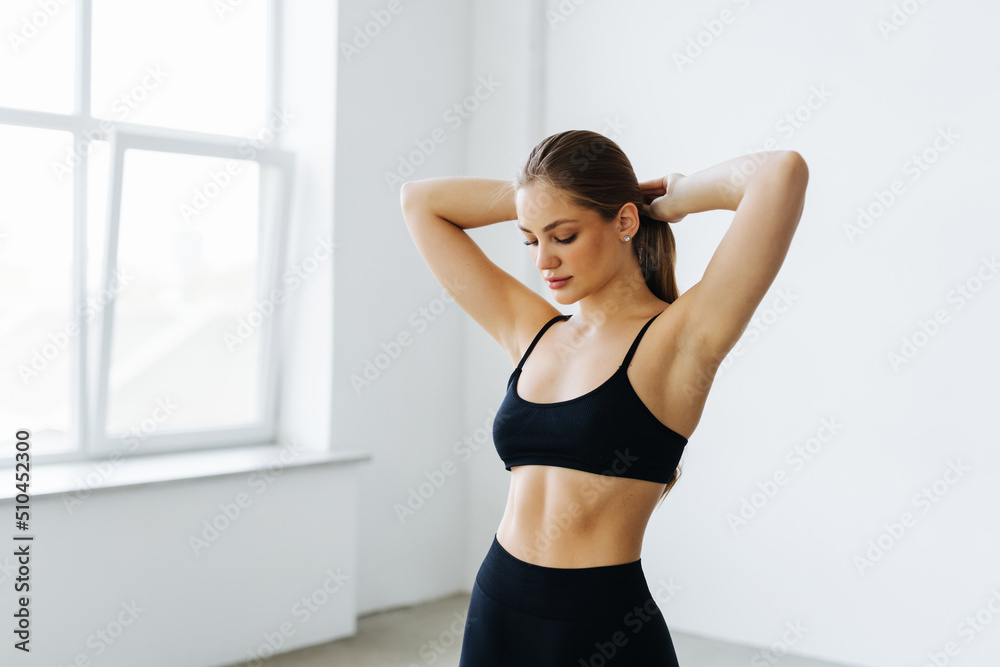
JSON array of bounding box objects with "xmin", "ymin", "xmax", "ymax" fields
[{"xmin": 573, "ymin": 265, "xmax": 664, "ymax": 331}]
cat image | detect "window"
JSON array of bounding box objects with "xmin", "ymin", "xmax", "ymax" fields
[{"xmin": 0, "ymin": 0, "xmax": 295, "ymax": 464}]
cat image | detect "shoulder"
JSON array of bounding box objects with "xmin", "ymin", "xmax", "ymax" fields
[
  {"xmin": 636, "ymin": 295, "xmax": 721, "ymax": 387},
  {"xmin": 505, "ymin": 305, "xmax": 568, "ymax": 369}
]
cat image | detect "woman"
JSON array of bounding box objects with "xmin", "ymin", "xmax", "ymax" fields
[{"xmin": 400, "ymin": 130, "xmax": 808, "ymax": 666}]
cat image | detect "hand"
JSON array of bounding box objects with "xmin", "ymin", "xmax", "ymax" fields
[{"xmin": 638, "ymin": 173, "xmax": 687, "ymax": 224}]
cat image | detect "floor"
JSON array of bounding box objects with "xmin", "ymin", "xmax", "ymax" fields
[{"xmin": 232, "ymin": 592, "xmax": 857, "ymax": 667}]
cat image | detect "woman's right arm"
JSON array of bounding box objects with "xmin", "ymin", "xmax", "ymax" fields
[
  {"xmin": 401, "ymin": 177, "xmax": 517, "ymax": 229},
  {"xmin": 399, "ymin": 178, "xmax": 558, "ymax": 364}
]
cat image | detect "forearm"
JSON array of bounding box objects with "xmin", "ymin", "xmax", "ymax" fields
[
  {"xmin": 671, "ymin": 151, "xmax": 798, "ymax": 216},
  {"xmin": 400, "ymin": 177, "xmax": 517, "ymax": 230}
]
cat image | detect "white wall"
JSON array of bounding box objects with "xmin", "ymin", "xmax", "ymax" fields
[
  {"xmin": 0, "ymin": 460, "xmax": 362, "ymax": 667},
  {"xmin": 332, "ymin": 0, "xmax": 474, "ymax": 616}
]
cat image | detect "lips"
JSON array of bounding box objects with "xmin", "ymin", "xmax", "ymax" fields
[{"xmin": 545, "ymin": 276, "xmax": 571, "ymax": 289}]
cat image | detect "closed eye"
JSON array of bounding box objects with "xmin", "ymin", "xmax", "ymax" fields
[{"xmin": 523, "ymin": 234, "xmax": 577, "ymax": 246}]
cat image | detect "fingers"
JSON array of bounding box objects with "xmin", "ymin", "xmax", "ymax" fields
[{"xmin": 637, "ymin": 177, "xmax": 667, "ymax": 195}]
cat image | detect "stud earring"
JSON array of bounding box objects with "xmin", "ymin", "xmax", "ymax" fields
[{"xmin": 623, "ymin": 235, "xmax": 631, "ymax": 242}]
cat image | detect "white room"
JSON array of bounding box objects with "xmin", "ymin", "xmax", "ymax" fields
[{"xmin": 1, "ymin": 1, "xmax": 998, "ymax": 666}]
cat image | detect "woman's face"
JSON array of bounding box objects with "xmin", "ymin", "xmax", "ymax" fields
[{"xmin": 515, "ymin": 185, "xmax": 626, "ymax": 305}]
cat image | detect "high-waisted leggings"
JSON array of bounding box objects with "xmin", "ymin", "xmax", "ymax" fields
[{"xmin": 458, "ymin": 534, "xmax": 680, "ymax": 666}]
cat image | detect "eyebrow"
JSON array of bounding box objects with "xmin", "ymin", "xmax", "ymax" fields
[{"xmin": 517, "ymin": 218, "xmax": 578, "ymax": 234}]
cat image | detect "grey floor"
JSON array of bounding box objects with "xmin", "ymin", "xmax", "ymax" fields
[{"xmin": 239, "ymin": 592, "xmax": 856, "ymax": 667}]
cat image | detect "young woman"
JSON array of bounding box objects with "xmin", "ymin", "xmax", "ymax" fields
[{"xmin": 400, "ymin": 130, "xmax": 808, "ymax": 666}]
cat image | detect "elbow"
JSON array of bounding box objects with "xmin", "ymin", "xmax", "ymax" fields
[
  {"xmin": 400, "ymin": 180, "xmax": 414, "ymax": 208},
  {"xmin": 762, "ymin": 151, "xmax": 808, "ymax": 195},
  {"xmin": 399, "ymin": 180, "xmax": 423, "ymax": 212},
  {"xmin": 779, "ymin": 150, "xmax": 809, "ymax": 186}
]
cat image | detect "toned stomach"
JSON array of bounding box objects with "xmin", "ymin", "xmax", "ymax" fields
[{"xmin": 495, "ymin": 464, "xmax": 667, "ymax": 568}]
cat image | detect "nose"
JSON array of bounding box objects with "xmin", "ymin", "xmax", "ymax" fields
[{"xmin": 534, "ymin": 242, "xmax": 560, "ymax": 273}]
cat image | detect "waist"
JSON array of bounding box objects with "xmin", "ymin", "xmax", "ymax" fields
[
  {"xmin": 498, "ymin": 465, "xmax": 662, "ymax": 567},
  {"xmin": 496, "ymin": 519, "xmax": 643, "ymax": 567},
  {"xmin": 476, "ymin": 533, "xmax": 653, "ymax": 621}
]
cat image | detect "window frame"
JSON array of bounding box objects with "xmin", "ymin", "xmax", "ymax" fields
[{"xmin": 0, "ymin": 0, "xmax": 293, "ymax": 465}]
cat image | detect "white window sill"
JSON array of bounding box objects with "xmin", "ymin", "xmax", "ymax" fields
[{"xmin": 0, "ymin": 444, "xmax": 372, "ymax": 501}]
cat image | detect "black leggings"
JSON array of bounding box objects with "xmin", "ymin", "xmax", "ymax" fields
[{"xmin": 458, "ymin": 534, "xmax": 680, "ymax": 666}]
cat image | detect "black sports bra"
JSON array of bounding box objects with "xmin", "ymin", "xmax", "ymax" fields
[{"xmin": 492, "ymin": 311, "xmax": 687, "ymax": 484}]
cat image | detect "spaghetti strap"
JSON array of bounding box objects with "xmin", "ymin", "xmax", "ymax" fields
[
  {"xmin": 515, "ymin": 314, "xmax": 571, "ymax": 371},
  {"xmin": 621, "ymin": 310, "xmax": 665, "ymax": 368}
]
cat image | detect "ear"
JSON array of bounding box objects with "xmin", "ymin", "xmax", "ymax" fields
[{"xmin": 616, "ymin": 202, "xmax": 641, "ymax": 236}]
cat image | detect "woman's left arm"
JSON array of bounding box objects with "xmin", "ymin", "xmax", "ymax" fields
[{"xmin": 661, "ymin": 150, "xmax": 809, "ymax": 363}]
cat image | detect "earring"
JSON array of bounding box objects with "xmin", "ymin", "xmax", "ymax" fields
[{"xmin": 623, "ymin": 235, "xmax": 631, "ymax": 242}]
